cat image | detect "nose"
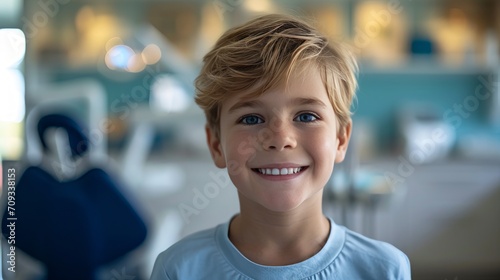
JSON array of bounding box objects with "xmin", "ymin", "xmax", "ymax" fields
[{"xmin": 261, "ymin": 119, "xmax": 297, "ymax": 151}]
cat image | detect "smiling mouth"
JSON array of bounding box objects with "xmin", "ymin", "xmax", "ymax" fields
[{"xmin": 251, "ymin": 166, "xmax": 308, "ymax": 176}]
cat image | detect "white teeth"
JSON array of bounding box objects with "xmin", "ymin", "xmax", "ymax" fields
[{"xmin": 257, "ymin": 167, "xmax": 303, "ymax": 175}]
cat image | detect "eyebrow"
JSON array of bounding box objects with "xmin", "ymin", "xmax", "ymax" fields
[
  {"xmin": 291, "ymin": 97, "xmax": 328, "ymax": 108},
  {"xmin": 227, "ymin": 97, "xmax": 328, "ymax": 113},
  {"xmin": 227, "ymin": 100, "xmax": 265, "ymax": 113}
]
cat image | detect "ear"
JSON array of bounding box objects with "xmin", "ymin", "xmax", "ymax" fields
[
  {"xmin": 205, "ymin": 125, "xmax": 227, "ymax": 168},
  {"xmin": 334, "ymin": 120, "xmax": 352, "ymax": 163}
]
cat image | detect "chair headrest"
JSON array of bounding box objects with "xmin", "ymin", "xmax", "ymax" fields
[{"xmin": 37, "ymin": 113, "xmax": 89, "ymax": 158}]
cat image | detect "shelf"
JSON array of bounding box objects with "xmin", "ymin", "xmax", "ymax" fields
[{"xmin": 359, "ymin": 62, "xmax": 498, "ymax": 75}]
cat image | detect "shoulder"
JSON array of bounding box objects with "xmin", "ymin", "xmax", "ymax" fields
[
  {"xmin": 163, "ymin": 226, "xmax": 218, "ymax": 259},
  {"xmin": 339, "ymin": 226, "xmax": 411, "ymax": 279},
  {"xmin": 343, "ymin": 228, "xmax": 408, "ymax": 265},
  {"xmin": 150, "ymin": 225, "xmax": 223, "ymax": 279}
]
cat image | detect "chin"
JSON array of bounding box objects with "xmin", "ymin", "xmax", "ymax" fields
[{"xmin": 259, "ymin": 195, "xmax": 309, "ymax": 213}]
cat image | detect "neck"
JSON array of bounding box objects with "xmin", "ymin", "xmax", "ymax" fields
[{"xmin": 229, "ymin": 192, "xmax": 330, "ymax": 265}]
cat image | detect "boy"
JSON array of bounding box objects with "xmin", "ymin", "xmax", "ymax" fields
[{"xmin": 151, "ymin": 14, "xmax": 411, "ymax": 279}]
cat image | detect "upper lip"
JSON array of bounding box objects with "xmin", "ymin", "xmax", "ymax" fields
[{"xmin": 251, "ymin": 163, "xmax": 307, "ymax": 169}]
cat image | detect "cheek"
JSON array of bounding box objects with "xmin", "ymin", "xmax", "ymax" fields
[
  {"xmin": 224, "ymin": 132, "xmax": 258, "ymax": 185},
  {"xmin": 225, "ymin": 131, "xmax": 258, "ymax": 163},
  {"xmin": 306, "ymin": 129, "xmax": 337, "ymax": 168}
]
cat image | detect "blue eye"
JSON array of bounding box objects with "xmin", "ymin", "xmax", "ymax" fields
[
  {"xmin": 295, "ymin": 113, "xmax": 318, "ymax": 122},
  {"xmin": 240, "ymin": 115, "xmax": 264, "ymax": 125}
]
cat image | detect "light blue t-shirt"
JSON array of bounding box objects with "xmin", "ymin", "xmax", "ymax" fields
[{"xmin": 150, "ymin": 218, "xmax": 411, "ymax": 279}]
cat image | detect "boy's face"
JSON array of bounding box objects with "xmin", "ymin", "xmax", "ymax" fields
[{"xmin": 206, "ymin": 67, "xmax": 351, "ymax": 213}]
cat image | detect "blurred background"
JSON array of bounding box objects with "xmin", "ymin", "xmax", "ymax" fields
[{"xmin": 0, "ymin": 0, "xmax": 499, "ymax": 279}]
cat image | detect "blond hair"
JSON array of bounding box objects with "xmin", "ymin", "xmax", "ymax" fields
[{"xmin": 195, "ymin": 14, "xmax": 358, "ymax": 137}]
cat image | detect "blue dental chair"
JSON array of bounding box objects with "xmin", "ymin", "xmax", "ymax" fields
[{"xmin": 2, "ymin": 113, "xmax": 148, "ymax": 280}]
